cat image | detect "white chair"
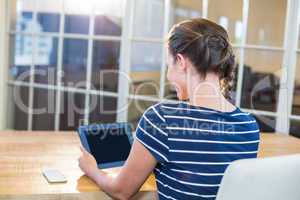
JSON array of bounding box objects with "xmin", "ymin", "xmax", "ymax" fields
[{"xmin": 216, "ymin": 154, "xmax": 300, "ymax": 200}]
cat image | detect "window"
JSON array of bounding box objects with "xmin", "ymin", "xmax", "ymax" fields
[
  {"xmin": 290, "ymin": 52, "xmax": 300, "ymax": 139},
  {"xmin": 241, "ymin": 50, "xmax": 282, "ymax": 112},
  {"xmin": 37, "ymin": 13, "xmax": 60, "ymax": 33},
  {"xmin": 8, "ymin": 0, "xmax": 124, "ymax": 130},
  {"xmin": 64, "ymin": 15, "xmax": 89, "ymax": 35},
  {"xmin": 235, "ymin": 0, "xmax": 288, "ymax": 132},
  {"xmin": 292, "ymin": 54, "xmax": 300, "ymax": 116},
  {"xmin": 62, "ymin": 39, "xmax": 88, "ymax": 88},
  {"xmin": 32, "ymin": 88, "xmax": 56, "ymax": 130},
  {"xmin": 6, "ymin": 0, "xmax": 300, "ymax": 135},
  {"xmin": 89, "ymin": 95, "xmax": 118, "ymax": 124},
  {"xmin": 9, "ymin": 35, "xmax": 32, "ymax": 82},
  {"xmin": 170, "ymin": 0, "xmax": 202, "ymax": 25},
  {"xmin": 7, "ymin": 85, "xmax": 29, "ymax": 130},
  {"xmin": 253, "ymin": 114, "xmax": 277, "ymax": 133},
  {"xmin": 124, "ymin": 0, "xmax": 165, "ymax": 125},
  {"xmin": 247, "ymin": 0, "xmax": 287, "ymax": 47},
  {"xmin": 208, "ymin": 0, "xmax": 243, "ymax": 44},
  {"xmin": 133, "ymin": 0, "xmax": 164, "ymax": 38},
  {"xmin": 127, "ymin": 98, "xmax": 157, "ymax": 129},
  {"xmin": 130, "ymin": 42, "xmax": 162, "ymax": 97},
  {"xmin": 34, "ymin": 37, "xmax": 58, "ymax": 85},
  {"xmin": 290, "ymin": 120, "xmax": 300, "ymax": 138},
  {"xmin": 92, "ymin": 40, "xmax": 120, "ymax": 92},
  {"xmin": 59, "ymin": 91, "xmax": 85, "ymax": 130}
]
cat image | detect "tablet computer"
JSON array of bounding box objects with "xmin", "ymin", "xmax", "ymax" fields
[{"xmin": 77, "ymin": 122, "xmax": 133, "ymax": 169}]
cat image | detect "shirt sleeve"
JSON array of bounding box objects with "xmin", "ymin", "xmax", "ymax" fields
[{"xmin": 135, "ymin": 104, "xmax": 169, "ymax": 163}]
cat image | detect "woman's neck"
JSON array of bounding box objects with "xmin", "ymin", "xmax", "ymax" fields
[{"xmin": 187, "ymin": 73, "xmax": 236, "ymax": 112}]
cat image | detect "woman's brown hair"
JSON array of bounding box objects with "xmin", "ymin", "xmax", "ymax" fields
[{"xmin": 167, "ymin": 18, "xmax": 236, "ymax": 99}]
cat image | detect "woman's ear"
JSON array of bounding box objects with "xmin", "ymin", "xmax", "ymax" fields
[{"xmin": 176, "ymin": 54, "xmax": 188, "ymax": 72}]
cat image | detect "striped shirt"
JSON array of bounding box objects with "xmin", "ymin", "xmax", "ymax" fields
[{"xmin": 135, "ymin": 102, "xmax": 260, "ymax": 200}]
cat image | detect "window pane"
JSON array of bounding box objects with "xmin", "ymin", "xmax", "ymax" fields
[
  {"xmin": 94, "ymin": 0, "xmax": 124, "ymax": 18},
  {"xmin": 247, "ymin": 0, "xmax": 287, "ymax": 46},
  {"xmin": 241, "ymin": 50, "xmax": 282, "ymax": 112},
  {"xmin": 34, "ymin": 37, "xmax": 58, "ymax": 85},
  {"xmin": 36, "ymin": 0, "xmax": 62, "ymax": 13},
  {"xmin": 32, "ymin": 88, "xmax": 56, "ymax": 130},
  {"xmin": 62, "ymin": 39, "xmax": 88, "ymax": 88},
  {"xmin": 292, "ymin": 54, "xmax": 300, "ymax": 115},
  {"xmin": 253, "ymin": 115, "xmax": 276, "ymax": 133},
  {"xmin": 208, "ymin": 0, "xmax": 243, "ymax": 44},
  {"xmin": 89, "ymin": 95, "xmax": 117, "ymax": 124},
  {"xmin": 94, "ymin": 0, "xmax": 124, "ymax": 36},
  {"xmin": 170, "ymin": 0, "xmax": 202, "ymax": 25},
  {"xmin": 64, "ymin": 0, "xmax": 93, "ymax": 15},
  {"xmin": 94, "ymin": 16, "xmax": 122, "ymax": 36},
  {"xmin": 290, "ymin": 120, "xmax": 300, "ymax": 138},
  {"xmin": 91, "ymin": 40, "xmax": 120, "ymax": 92},
  {"xmin": 7, "ymin": 85, "xmax": 29, "ymax": 130},
  {"xmin": 133, "ymin": 0, "xmax": 164, "ymax": 38},
  {"xmin": 37, "ymin": 13, "xmax": 60, "ymax": 33},
  {"xmin": 130, "ymin": 42, "xmax": 162, "ymax": 97},
  {"xmin": 12, "ymin": 0, "xmax": 34, "ymax": 32},
  {"xmin": 64, "ymin": 15, "xmax": 89, "ymax": 34},
  {"xmin": 12, "ymin": 0, "xmax": 62, "ymax": 32},
  {"xmin": 299, "ymin": 8, "xmax": 300, "ymax": 50},
  {"xmin": 127, "ymin": 99, "xmax": 157, "ymax": 129},
  {"xmin": 9, "ymin": 35, "xmax": 32, "ymax": 82},
  {"xmin": 298, "ymin": 28, "xmax": 300, "ymax": 49},
  {"xmin": 59, "ymin": 92, "xmax": 85, "ymax": 130}
]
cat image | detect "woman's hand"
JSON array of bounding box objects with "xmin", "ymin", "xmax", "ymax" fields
[
  {"xmin": 78, "ymin": 146, "xmax": 98, "ymax": 178},
  {"xmin": 77, "ymin": 141, "xmax": 157, "ymax": 200}
]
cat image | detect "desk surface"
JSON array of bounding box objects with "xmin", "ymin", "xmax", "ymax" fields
[{"xmin": 1, "ymin": 131, "xmax": 300, "ymax": 199}]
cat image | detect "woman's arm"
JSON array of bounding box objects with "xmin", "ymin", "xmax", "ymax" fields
[{"xmin": 78, "ymin": 139, "xmax": 157, "ymax": 200}]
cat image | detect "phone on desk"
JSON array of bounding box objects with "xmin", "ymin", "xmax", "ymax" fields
[{"xmin": 42, "ymin": 169, "xmax": 67, "ymax": 183}]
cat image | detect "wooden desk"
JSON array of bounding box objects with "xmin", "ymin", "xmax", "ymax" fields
[{"xmin": 1, "ymin": 131, "xmax": 300, "ymax": 200}]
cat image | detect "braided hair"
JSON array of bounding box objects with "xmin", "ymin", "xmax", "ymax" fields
[{"xmin": 167, "ymin": 18, "xmax": 236, "ymax": 99}]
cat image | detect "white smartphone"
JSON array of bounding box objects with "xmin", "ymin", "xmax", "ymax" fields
[{"xmin": 42, "ymin": 169, "xmax": 67, "ymax": 183}]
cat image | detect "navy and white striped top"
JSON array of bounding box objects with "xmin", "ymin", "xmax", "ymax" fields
[{"xmin": 135, "ymin": 102, "xmax": 260, "ymax": 200}]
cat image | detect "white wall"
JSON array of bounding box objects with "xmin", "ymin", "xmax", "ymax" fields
[{"xmin": 0, "ymin": 0, "xmax": 8, "ymax": 130}]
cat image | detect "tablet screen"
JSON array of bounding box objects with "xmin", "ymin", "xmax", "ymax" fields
[{"xmin": 84, "ymin": 126, "xmax": 131, "ymax": 165}]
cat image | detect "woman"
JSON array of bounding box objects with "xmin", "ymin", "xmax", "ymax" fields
[{"xmin": 79, "ymin": 18, "xmax": 260, "ymax": 200}]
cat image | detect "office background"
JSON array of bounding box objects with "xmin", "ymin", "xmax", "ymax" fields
[{"xmin": 0, "ymin": 0, "xmax": 299, "ymax": 137}]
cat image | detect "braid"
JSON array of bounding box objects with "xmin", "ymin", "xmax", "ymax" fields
[
  {"xmin": 168, "ymin": 18, "xmax": 237, "ymax": 99},
  {"xmin": 219, "ymin": 46, "xmax": 236, "ymax": 100}
]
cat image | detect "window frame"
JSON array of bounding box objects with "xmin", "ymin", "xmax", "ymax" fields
[{"xmin": 4, "ymin": 0, "xmax": 300, "ymax": 134}]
